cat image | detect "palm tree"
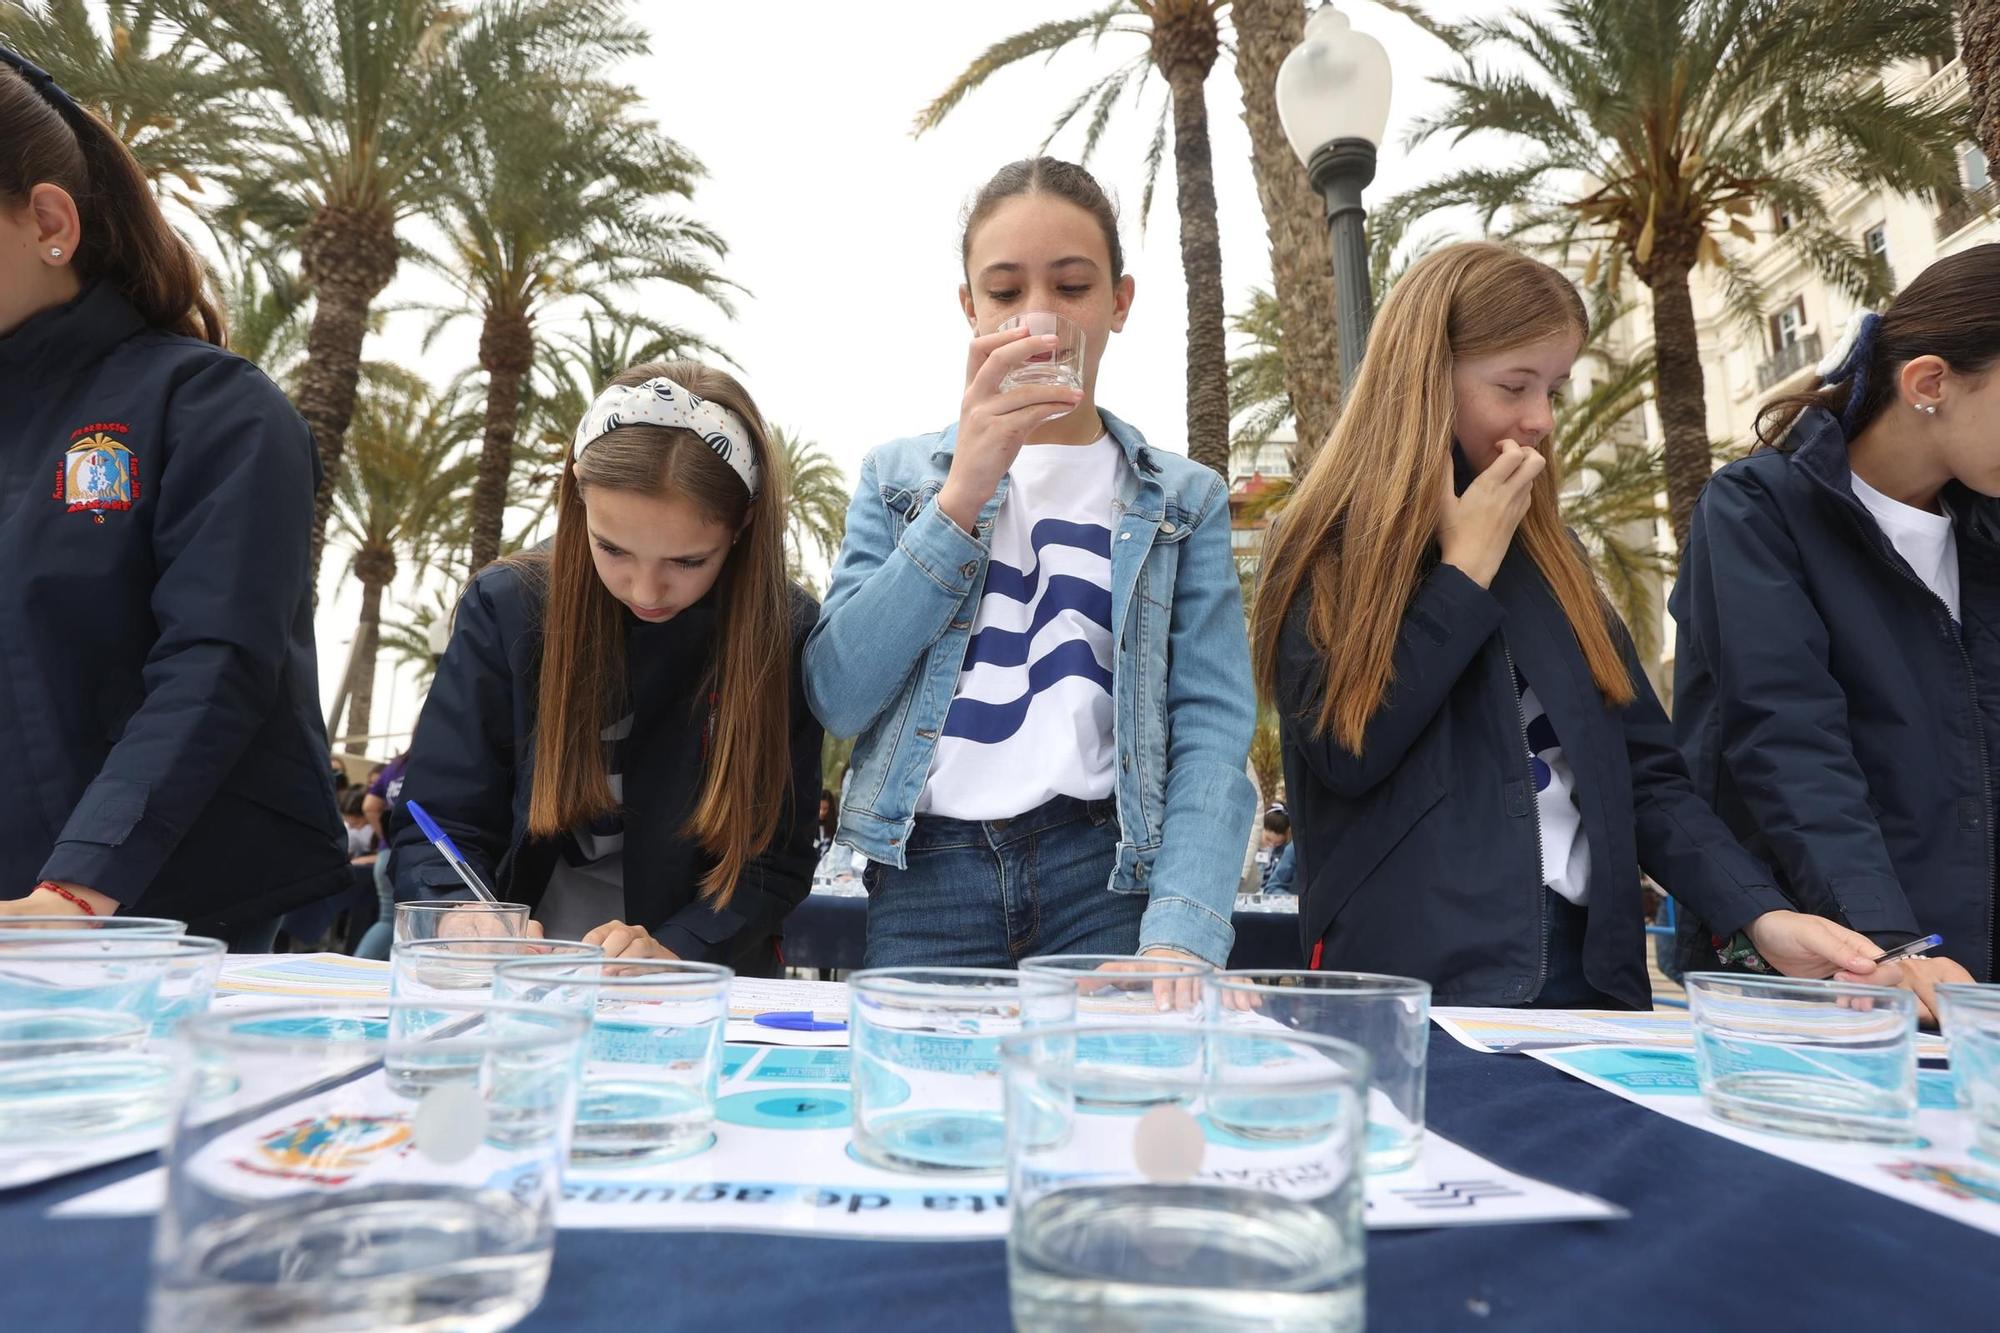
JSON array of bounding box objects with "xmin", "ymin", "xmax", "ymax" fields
[
  {"xmin": 159, "ymin": 0, "xmax": 646, "ymax": 582},
  {"xmin": 501, "ymin": 316, "xmax": 713, "ymax": 543},
  {"xmin": 1, "ymin": 0, "xmax": 234, "ymax": 194},
  {"xmin": 1227, "ymin": 288, "xmax": 1292, "ymax": 459},
  {"xmin": 1229, "ymin": 0, "xmax": 1342, "ymax": 465},
  {"xmin": 773, "ymin": 427, "xmax": 849, "ymax": 593},
  {"xmin": 914, "ymin": 2, "xmax": 1234, "ymax": 476},
  {"xmin": 1377, "ymin": 0, "xmax": 1966, "ymax": 546},
  {"xmin": 416, "ymin": 78, "xmax": 731, "ymax": 574},
  {"xmin": 326, "ymin": 383, "xmax": 476, "ymax": 749},
  {"xmin": 1969, "ymin": 3, "xmax": 2000, "ymax": 167}
]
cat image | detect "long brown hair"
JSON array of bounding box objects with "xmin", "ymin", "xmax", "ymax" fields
[
  {"xmin": 1757, "ymin": 243, "xmax": 2000, "ymax": 449},
  {"xmin": 1250, "ymin": 241, "xmax": 1633, "ymax": 754},
  {"xmin": 0, "ymin": 60, "xmax": 225, "ymax": 344},
  {"xmin": 513, "ymin": 360, "xmax": 794, "ymax": 906}
]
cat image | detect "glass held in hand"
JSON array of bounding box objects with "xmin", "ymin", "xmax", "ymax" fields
[{"xmin": 996, "ymin": 312, "xmax": 1086, "ymax": 408}]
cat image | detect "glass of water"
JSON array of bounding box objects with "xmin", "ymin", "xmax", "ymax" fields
[
  {"xmin": 1212, "ymin": 970, "xmax": 1431, "ymax": 1172},
  {"xmin": 996, "ymin": 312, "xmax": 1086, "ymax": 403},
  {"xmin": 148, "ymin": 936, "xmax": 229, "ymax": 1037},
  {"xmin": 149, "ymin": 999, "xmax": 587, "ymax": 1333},
  {"xmin": 393, "ymin": 900, "xmax": 533, "ymax": 946},
  {"xmin": 1001, "ymin": 1023, "xmax": 1368, "ymax": 1332},
  {"xmin": 1936, "ymin": 983, "xmax": 2000, "ymax": 1144},
  {"xmin": 391, "ymin": 935, "xmax": 600, "ymax": 997},
  {"xmin": 849, "ymin": 967, "xmax": 1077, "ymax": 1174},
  {"xmin": 1686, "ymin": 972, "xmax": 1918, "ymax": 1144},
  {"xmin": 1021, "ymin": 956, "xmax": 1214, "ymax": 1109},
  {"xmin": 492, "ymin": 957, "xmax": 732, "ymax": 1165},
  {"xmin": 0, "ymin": 935, "xmax": 183, "ymax": 1140}
]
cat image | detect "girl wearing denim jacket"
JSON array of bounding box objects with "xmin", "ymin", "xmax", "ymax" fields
[{"xmin": 806, "ymin": 158, "xmax": 1255, "ymax": 968}]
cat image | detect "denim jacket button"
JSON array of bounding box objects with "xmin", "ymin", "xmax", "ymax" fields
[
  {"xmin": 1119, "ymin": 532, "xmax": 1131, "ymax": 541},
  {"xmin": 959, "ymin": 561, "xmax": 978, "ymax": 578},
  {"xmin": 1160, "ymin": 521, "xmax": 1177, "ymax": 535}
]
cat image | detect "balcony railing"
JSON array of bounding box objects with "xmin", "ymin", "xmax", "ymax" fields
[
  {"xmin": 1756, "ymin": 331, "xmax": 1822, "ymax": 391},
  {"xmin": 1936, "ymin": 179, "xmax": 2000, "ymax": 241}
]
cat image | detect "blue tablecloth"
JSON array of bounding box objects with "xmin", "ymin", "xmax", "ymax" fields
[
  {"xmin": 7, "ymin": 1030, "xmax": 1991, "ymax": 1330},
  {"xmin": 783, "ymin": 892, "xmax": 1303, "ymax": 972}
]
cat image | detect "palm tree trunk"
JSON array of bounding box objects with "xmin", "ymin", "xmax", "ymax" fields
[
  {"xmin": 298, "ymin": 205, "xmax": 400, "ymax": 584},
  {"xmin": 1230, "ymin": 0, "xmax": 1342, "ymax": 467},
  {"xmin": 1645, "ymin": 258, "xmax": 1713, "ymax": 550},
  {"xmin": 341, "ymin": 574, "xmax": 387, "ymax": 750},
  {"xmin": 1967, "ymin": 2, "xmax": 2000, "ymax": 170},
  {"xmin": 1153, "ymin": 14, "xmax": 1231, "ymax": 478},
  {"xmin": 470, "ymin": 307, "xmax": 535, "ymax": 572}
]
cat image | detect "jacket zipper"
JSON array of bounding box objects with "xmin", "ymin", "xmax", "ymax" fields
[
  {"xmin": 1835, "ymin": 504, "xmax": 1994, "ymax": 974},
  {"xmin": 1501, "ymin": 638, "xmax": 1549, "ymax": 999}
]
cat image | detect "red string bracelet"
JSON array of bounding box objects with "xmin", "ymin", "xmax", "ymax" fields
[{"xmin": 33, "ymin": 881, "xmax": 97, "ymax": 916}]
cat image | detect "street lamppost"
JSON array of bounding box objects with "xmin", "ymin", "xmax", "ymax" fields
[{"xmin": 1275, "ymin": 2, "xmax": 1392, "ymax": 395}]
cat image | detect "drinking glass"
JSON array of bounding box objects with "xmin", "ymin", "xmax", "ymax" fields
[
  {"xmin": 1686, "ymin": 972, "xmax": 1918, "ymax": 1144},
  {"xmin": 148, "ymin": 999, "xmax": 587, "ymax": 1333},
  {"xmin": 1212, "ymin": 970, "xmax": 1431, "ymax": 1172},
  {"xmin": 492, "ymin": 957, "xmax": 731, "ymax": 1165},
  {"xmin": 848, "ymin": 967, "xmax": 1076, "ymax": 1173},
  {"xmin": 1001, "ymin": 1023, "xmax": 1368, "ymax": 1332}
]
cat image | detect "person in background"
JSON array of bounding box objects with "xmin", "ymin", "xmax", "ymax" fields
[
  {"xmin": 1257, "ymin": 807, "xmax": 1292, "ymax": 888},
  {"xmin": 341, "ymin": 789, "xmax": 377, "ymax": 861},
  {"xmin": 1261, "ymin": 808, "xmax": 1297, "ymax": 896},
  {"xmin": 0, "ymin": 49, "xmax": 346, "ymax": 944},
  {"xmin": 815, "ymin": 788, "xmax": 837, "ymax": 858}
]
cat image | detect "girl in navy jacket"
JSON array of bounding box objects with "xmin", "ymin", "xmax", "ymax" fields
[
  {"xmin": 0, "ymin": 49, "xmax": 346, "ymax": 940},
  {"xmin": 1251, "ymin": 242, "xmax": 1889, "ymax": 1008},
  {"xmin": 388, "ymin": 361, "xmax": 820, "ymax": 977},
  {"xmin": 1674, "ymin": 244, "xmax": 2000, "ymax": 1018}
]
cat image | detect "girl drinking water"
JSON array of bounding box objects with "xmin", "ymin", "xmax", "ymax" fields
[{"xmin": 807, "ymin": 158, "xmax": 1254, "ymax": 968}]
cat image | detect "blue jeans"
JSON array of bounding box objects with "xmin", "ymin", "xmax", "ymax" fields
[
  {"xmin": 861, "ymin": 796, "xmax": 1143, "ymax": 968},
  {"xmin": 354, "ymin": 846, "xmax": 395, "ymax": 961}
]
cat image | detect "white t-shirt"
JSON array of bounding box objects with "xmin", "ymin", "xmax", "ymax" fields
[
  {"xmin": 1852, "ymin": 472, "xmax": 1960, "ymax": 621},
  {"xmin": 919, "ymin": 436, "xmax": 1120, "ymax": 821},
  {"xmin": 1517, "ymin": 672, "xmax": 1591, "ymax": 907}
]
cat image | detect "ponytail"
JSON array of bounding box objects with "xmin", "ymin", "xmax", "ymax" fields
[
  {"xmin": 1758, "ymin": 244, "xmax": 2000, "ymax": 451},
  {"xmin": 0, "ymin": 50, "xmax": 224, "ymax": 346}
]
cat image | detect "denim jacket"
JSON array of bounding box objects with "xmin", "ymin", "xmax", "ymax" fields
[{"xmin": 805, "ymin": 410, "xmax": 1256, "ymax": 963}]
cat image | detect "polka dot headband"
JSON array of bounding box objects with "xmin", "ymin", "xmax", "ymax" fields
[{"xmin": 572, "ymin": 377, "xmax": 761, "ymax": 500}]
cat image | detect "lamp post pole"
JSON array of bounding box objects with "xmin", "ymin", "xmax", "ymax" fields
[{"xmin": 1306, "ymin": 137, "xmax": 1377, "ymax": 394}]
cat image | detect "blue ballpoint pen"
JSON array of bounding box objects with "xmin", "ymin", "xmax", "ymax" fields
[
  {"xmin": 1870, "ymin": 933, "xmax": 1943, "ymax": 965},
  {"xmin": 403, "ymin": 800, "xmax": 499, "ymax": 903}
]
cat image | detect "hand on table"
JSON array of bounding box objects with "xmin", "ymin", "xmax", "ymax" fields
[
  {"xmin": 581, "ymin": 919, "xmax": 680, "ymax": 963},
  {"xmin": 1890, "ymin": 955, "xmax": 1975, "ymax": 1027},
  {"xmin": 1092, "ymin": 947, "xmax": 1206, "ymax": 1013}
]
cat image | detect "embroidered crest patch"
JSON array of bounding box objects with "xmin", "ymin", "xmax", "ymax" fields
[{"xmin": 52, "ymin": 421, "xmax": 138, "ymax": 524}]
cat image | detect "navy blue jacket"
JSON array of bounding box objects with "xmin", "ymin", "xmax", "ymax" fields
[
  {"xmin": 1672, "ymin": 407, "xmax": 2000, "ymax": 979},
  {"xmin": 389, "ymin": 560, "xmax": 823, "ymax": 973},
  {"xmin": 0, "ymin": 283, "xmax": 348, "ymax": 934},
  {"xmin": 1277, "ymin": 531, "xmax": 1789, "ymax": 1007}
]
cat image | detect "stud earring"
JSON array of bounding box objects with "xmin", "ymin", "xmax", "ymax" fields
[
  {"xmin": 1913, "ymin": 402, "xmax": 1938, "ymax": 415},
  {"xmin": 48, "ymin": 247, "xmax": 62, "ymax": 258}
]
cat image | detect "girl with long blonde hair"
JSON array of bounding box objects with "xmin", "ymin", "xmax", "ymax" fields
[{"xmin": 1250, "ymin": 242, "xmax": 1889, "ymax": 1006}]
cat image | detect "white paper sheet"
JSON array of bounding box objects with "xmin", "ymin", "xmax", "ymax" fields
[
  {"xmin": 1528, "ymin": 1044, "xmax": 2000, "ymax": 1236},
  {"xmin": 62, "ymin": 1041, "xmax": 1622, "ymax": 1237},
  {"xmin": 1434, "ymin": 1007, "xmax": 1949, "ymax": 1060}
]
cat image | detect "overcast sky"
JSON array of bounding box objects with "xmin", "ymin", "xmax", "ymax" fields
[{"xmin": 318, "ymin": 0, "xmax": 1514, "ymax": 754}]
